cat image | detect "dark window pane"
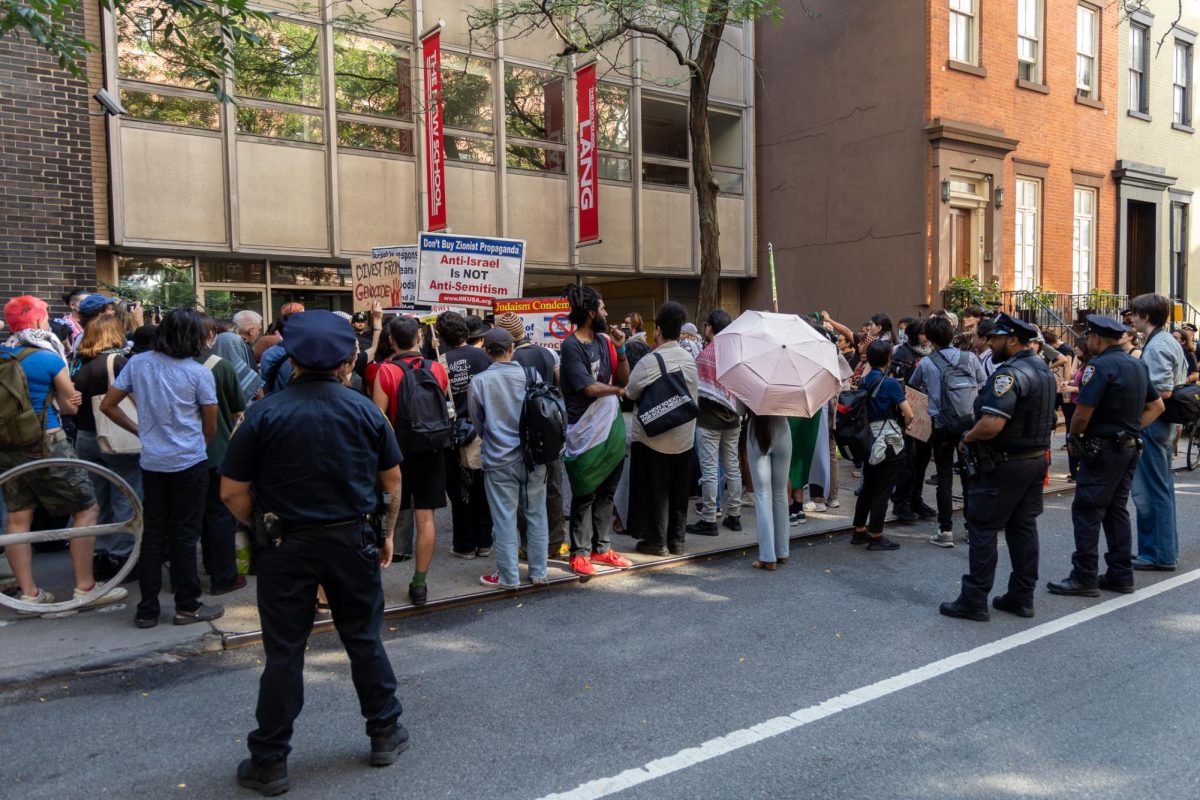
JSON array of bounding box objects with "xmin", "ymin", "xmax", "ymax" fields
[
  {"xmin": 443, "ymin": 54, "xmax": 493, "ymax": 133},
  {"xmin": 234, "ymin": 19, "xmax": 322, "ymax": 107},
  {"xmin": 338, "ymin": 121, "xmax": 415, "ymax": 154},
  {"xmin": 715, "ymin": 170, "xmax": 743, "ymax": 194},
  {"xmin": 120, "ymin": 89, "xmax": 220, "ymax": 129},
  {"xmin": 334, "ymin": 32, "xmax": 412, "ymax": 120},
  {"xmin": 115, "ymin": 255, "xmax": 196, "ymax": 308},
  {"xmin": 642, "ymin": 97, "xmax": 688, "ymax": 159},
  {"xmin": 270, "ymin": 263, "xmax": 352, "ymax": 288},
  {"xmin": 271, "ymin": 289, "xmax": 354, "ymax": 316},
  {"xmin": 506, "ymin": 143, "xmax": 566, "ymax": 173},
  {"xmin": 643, "ymin": 161, "xmax": 689, "ymax": 187},
  {"xmin": 445, "ymin": 135, "xmax": 495, "ymax": 165},
  {"xmin": 237, "ymin": 107, "xmax": 324, "ymax": 142},
  {"xmin": 597, "ymin": 84, "xmax": 630, "ymax": 152},
  {"xmin": 600, "ymin": 156, "xmax": 631, "ymax": 182},
  {"xmin": 199, "ymin": 260, "xmax": 266, "ymax": 284},
  {"xmin": 203, "ymin": 289, "xmax": 264, "ymax": 319},
  {"xmin": 709, "ymin": 109, "xmax": 742, "ymax": 168},
  {"xmin": 504, "ymin": 65, "xmax": 565, "ymax": 143}
]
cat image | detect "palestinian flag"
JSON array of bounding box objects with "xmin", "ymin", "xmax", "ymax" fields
[{"xmin": 564, "ymin": 394, "xmax": 626, "ymax": 496}]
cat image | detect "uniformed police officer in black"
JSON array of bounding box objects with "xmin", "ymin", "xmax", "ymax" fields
[
  {"xmin": 940, "ymin": 313, "xmax": 1056, "ymax": 621},
  {"xmin": 1047, "ymin": 315, "xmax": 1163, "ymax": 597},
  {"xmin": 220, "ymin": 310, "xmax": 407, "ymax": 797}
]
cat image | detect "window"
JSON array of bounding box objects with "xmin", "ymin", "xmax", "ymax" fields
[
  {"xmin": 233, "ymin": 18, "xmax": 324, "ymax": 142},
  {"xmin": 1014, "ymin": 178, "xmax": 1040, "ymax": 292},
  {"xmin": 441, "ymin": 53, "xmax": 494, "ymax": 165},
  {"xmin": 641, "ymin": 96, "xmax": 689, "ymax": 188},
  {"xmin": 709, "ymin": 108, "xmax": 744, "ymax": 195},
  {"xmin": 1172, "ymin": 201, "xmax": 1189, "ymax": 298},
  {"xmin": 333, "ymin": 32, "xmax": 414, "ymax": 155},
  {"xmin": 115, "ymin": 255, "xmax": 197, "ymax": 308},
  {"xmin": 1017, "ymin": 0, "xmax": 1041, "ymax": 83},
  {"xmin": 1130, "ymin": 23, "xmax": 1149, "ymax": 115},
  {"xmin": 597, "ymin": 83, "xmax": 631, "ymax": 182},
  {"xmin": 1072, "ymin": 188, "xmax": 1096, "ymax": 294},
  {"xmin": 199, "ymin": 260, "xmax": 266, "ymax": 284},
  {"xmin": 504, "ymin": 65, "xmax": 566, "ymax": 173},
  {"xmin": 270, "ymin": 263, "xmax": 352, "ymax": 288},
  {"xmin": 1076, "ymin": 5, "xmax": 1098, "ymax": 99},
  {"xmin": 949, "ymin": 0, "xmax": 977, "ymax": 65},
  {"xmin": 1174, "ymin": 41, "xmax": 1192, "ymax": 127}
]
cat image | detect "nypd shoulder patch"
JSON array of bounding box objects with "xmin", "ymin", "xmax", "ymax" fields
[
  {"xmin": 993, "ymin": 374, "xmax": 1015, "ymax": 396},
  {"xmin": 1081, "ymin": 365, "xmax": 1096, "ymax": 386}
]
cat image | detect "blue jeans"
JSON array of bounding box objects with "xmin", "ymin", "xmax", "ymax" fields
[
  {"xmin": 74, "ymin": 429, "xmax": 143, "ymax": 559},
  {"xmin": 1132, "ymin": 419, "xmax": 1178, "ymax": 566},
  {"xmin": 747, "ymin": 416, "xmax": 792, "ymax": 563},
  {"xmin": 696, "ymin": 425, "xmax": 743, "ymax": 523},
  {"xmin": 484, "ymin": 461, "xmax": 548, "ymax": 586}
]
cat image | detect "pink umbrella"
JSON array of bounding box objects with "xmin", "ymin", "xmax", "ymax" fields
[{"xmin": 714, "ymin": 310, "xmax": 841, "ymax": 417}]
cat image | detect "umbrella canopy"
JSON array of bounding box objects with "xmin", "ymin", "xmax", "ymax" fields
[{"xmin": 715, "ymin": 310, "xmax": 842, "ymax": 417}]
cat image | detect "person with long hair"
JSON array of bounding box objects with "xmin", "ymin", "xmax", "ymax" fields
[
  {"xmin": 102, "ymin": 308, "xmax": 223, "ymax": 628},
  {"xmin": 747, "ymin": 411, "xmax": 791, "ymax": 570},
  {"xmin": 73, "ymin": 315, "xmax": 143, "ymax": 580}
]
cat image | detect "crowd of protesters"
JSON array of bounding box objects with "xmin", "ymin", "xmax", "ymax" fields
[{"xmin": 0, "ymin": 282, "xmax": 1191, "ymax": 622}]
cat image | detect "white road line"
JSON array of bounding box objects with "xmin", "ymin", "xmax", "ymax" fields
[{"xmin": 536, "ymin": 569, "xmax": 1200, "ymax": 800}]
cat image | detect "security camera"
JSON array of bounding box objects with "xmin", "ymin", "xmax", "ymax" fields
[{"xmin": 93, "ymin": 88, "xmax": 126, "ymax": 117}]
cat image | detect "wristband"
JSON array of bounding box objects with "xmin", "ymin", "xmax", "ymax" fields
[{"xmin": 616, "ymin": 346, "xmax": 627, "ymax": 355}]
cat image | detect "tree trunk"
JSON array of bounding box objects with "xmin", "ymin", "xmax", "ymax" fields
[{"xmin": 689, "ymin": 11, "xmax": 728, "ymax": 325}]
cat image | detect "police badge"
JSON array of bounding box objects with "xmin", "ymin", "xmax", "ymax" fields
[
  {"xmin": 1081, "ymin": 365, "xmax": 1095, "ymax": 386},
  {"xmin": 993, "ymin": 374, "xmax": 1015, "ymax": 396}
]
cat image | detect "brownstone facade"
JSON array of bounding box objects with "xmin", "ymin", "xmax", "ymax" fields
[{"xmin": 0, "ymin": 22, "xmax": 97, "ymax": 310}]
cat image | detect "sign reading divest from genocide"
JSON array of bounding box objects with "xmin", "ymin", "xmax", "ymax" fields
[
  {"xmin": 367, "ymin": 245, "xmax": 419, "ymax": 310},
  {"xmin": 417, "ymin": 232, "xmax": 525, "ymax": 307},
  {"xmin": 493, "ymin": 297, "xmax": 573, "ymax": 350},
  {"xmin": 352, "ymin": 255, "xmax": 406, "ymax": 311}
]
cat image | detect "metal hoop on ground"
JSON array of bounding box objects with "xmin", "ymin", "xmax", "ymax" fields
[{"xmin": 0, "ymin": 458, "xmax": 143, "ymax": 615}]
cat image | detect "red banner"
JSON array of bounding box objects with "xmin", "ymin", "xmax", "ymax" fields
[
  {"xmin": 575, "ymin": 63, "xmax": 599, "ymax": 245},
  {"xmin": 422, "ymin": 30, "xmax": 446, "ymax": 232}
]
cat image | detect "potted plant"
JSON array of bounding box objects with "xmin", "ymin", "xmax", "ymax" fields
[
  {"xmin": 1017, "ymin": 286, "xmax": 1055, "ymax": 323},
  {"xmin": 1077, "ymin": 287, "xmax": 1115, "ymax": 324}
]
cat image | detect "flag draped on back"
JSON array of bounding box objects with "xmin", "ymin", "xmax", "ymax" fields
[{"xmin": 563, "ymin": 394, "xmax": 626, "ymax": 496}]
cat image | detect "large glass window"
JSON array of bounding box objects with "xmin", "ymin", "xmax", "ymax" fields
[
  {"xmin": 949, "ymin": 0, "xmax": 976, "ymax": 65},
  {"xmin": 270, "ymin": 262, "xmax": 352, "ymax": 288},
  {"xmin": 442, "ymin": 53, "xmax": 494, "ymax": 165},
  {"xmin": 1014, "ymin": 178, "xmax": 1041, "ymax": 292},
  {"xmin": 1174, "ymin": 41, "xmax": 1192, "ymax": 127},
  {"xmin": 1017, "ymin": 0, "xmax": 1042, "ymax": 84},
  {"xmin": 1072, "ymin": 188, "xmax": 1095, "ymax": 294},
  {"xmin": 597, "ymin": 83, "xmax": 631, "ymax": 182},
  {"xmin": 1076, "ymin": 5, "xmax": 1098, "ymax": 99},
  {"xmin": 115, "ymin": 255, "xmax": 197, "ymax": 308},
  {"xmin": 1130, "ymin": 23, "xmax": 1149, "ymax": 115},
  {"xmin": 1172, "ymin": 202, "xmax": 1189, "ymax": 299},
  {"xmin": 333, "ymin": 32, "xmax": 414, "ymax": 154},
  {"xmin": 199, "ymin": 259, "xmax": 267, "ymax": 284},
  {"xmin": 233, "ymin": 18, "xmax": 324, "ymax": 142},
  {"xmin": 642, "ymin": 95, "xmax": 689, "ymax": 188},
  {"xmin": 504, "ymin": 65, "xmax": 566, "ymax": 173}
]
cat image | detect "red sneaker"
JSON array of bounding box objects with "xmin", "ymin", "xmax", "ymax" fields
[
  {"xmin": 590, "ymin": 550, "xmax": 632, "ymax": 569},
  {"xmin": 570, "ymin": 555, "xmax": 596, "ymax": 577}
]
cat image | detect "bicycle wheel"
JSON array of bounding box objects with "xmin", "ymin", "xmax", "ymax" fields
[{"xmin": 1188, "ymin": 426, "xmax": 1200, "ymax": 471}]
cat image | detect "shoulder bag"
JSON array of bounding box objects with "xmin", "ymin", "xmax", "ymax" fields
[{"xmin": 94, "ymin": 354, "xmax": 141, "ymax": 455}]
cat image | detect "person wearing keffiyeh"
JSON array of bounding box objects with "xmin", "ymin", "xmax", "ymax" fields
[{"xmin": 688, "ymin": 310, "xmax": 746, "ymax": 536}]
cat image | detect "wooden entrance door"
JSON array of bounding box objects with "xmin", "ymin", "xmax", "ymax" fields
[{"xmin": 950, "ymin": 208, "xmax": 971, "ymax": 278}]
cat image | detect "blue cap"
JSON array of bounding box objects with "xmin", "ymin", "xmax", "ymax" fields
[
  {"xmin": 988, "ymin": 312, "xmax": 1039, "ymax": 342},
  {"xmin": 282, "ymin": 310, "xmax": 356, "ymax": 370},
  {"xmin": 79, "ymin": 294, "xmax": 117, "ymax": 315},
  {"xmin": 1085, "ymin": 314, "xmax": 1130, "ymax": 338}
]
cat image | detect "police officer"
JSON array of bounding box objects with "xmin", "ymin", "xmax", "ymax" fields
[
  {"xmin": 1047, "ymin": 315, "xmax": 1163, "ymax": 597},
  {"xmin": 940, "ymin": 313, "xmax": 1056, "ymax": 621},
  {"xmin": 220, "ymin": 310, "xmax": 407, "ymax": 796}
]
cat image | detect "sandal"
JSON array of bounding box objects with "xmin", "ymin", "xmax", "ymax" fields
[{"xmin": 752, "ymin": 560, "xmax": 777, "ymax": 571}]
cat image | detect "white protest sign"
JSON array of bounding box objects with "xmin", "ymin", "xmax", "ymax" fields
[
  {"xmin": 368, "ymin": 245, "xmax": 419, "ymax": 310},
  {"xmin": 493, "ymin": 297, "xmax": 574, "ymax": 351},
  {"xmin": 417, "ymin": 232, "xmax": 525, "ymax": 307}
]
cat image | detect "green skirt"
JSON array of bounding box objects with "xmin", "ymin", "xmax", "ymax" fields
[{"xmin": 788, "ymin": 415, "xmax": 823, "ymax": 489}]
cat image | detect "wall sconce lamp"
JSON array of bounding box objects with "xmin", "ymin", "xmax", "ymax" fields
[
  {"xmin": 994, "ymin": 187, "xmax": 1005, "ymax": 209},
  {"xmin": 941, "ymin": 179, "xmax": 951, "ymax": 204}
]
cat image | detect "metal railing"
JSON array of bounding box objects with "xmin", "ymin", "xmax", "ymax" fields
[
  {"xmin": 0, "ymin": 459, "xmax": 143, "ymax": 615},
  {"xmin": 939, "ymin": 289, "xmax": 1130, "ymax": 342}
]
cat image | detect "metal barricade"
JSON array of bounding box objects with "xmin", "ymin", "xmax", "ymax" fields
[{"xmin": 0, "ymin": 458, "xmax": 143, "ymax": 615}]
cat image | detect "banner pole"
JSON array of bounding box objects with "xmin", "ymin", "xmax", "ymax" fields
[{"xmin": 768, "ymin": 241, "xmax": 779, "ymax": 313}]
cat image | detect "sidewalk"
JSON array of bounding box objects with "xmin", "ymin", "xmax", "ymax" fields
[{"xmin": 0, "ymin": 446, "xmax": 1153, "ymax": 687}]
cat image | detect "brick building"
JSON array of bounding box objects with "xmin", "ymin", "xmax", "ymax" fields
[{"xmin": 751, "ymin": 0, "xmax": 1124, "ymax": 322}]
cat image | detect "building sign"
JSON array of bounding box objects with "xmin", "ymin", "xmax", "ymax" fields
[
  {"xmin": 422, "ymin": 30, "xmax": 447, "ymax": 232},
  {"xmin": 366, "ymin": 244, "xmax": 418, "ymax": 310},
  {"xmin": 493, "ymin": 297, "xmax": 574, "ymax": 350},
  {"xmin": 417, "ymin": 232, "xmax": 525, "ymax": 306},
  {"xmin": 575, "ymin": 62, "xmax": 599, "ymax": 245}
]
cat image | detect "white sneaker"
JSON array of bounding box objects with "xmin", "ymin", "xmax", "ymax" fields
[
  {"xmin": 826, "ymin": 499, "xmax": 841, "ymax": 509},
  {"xmin": 929, "ymin": 531, "xmax": 955, "ymax": 549},
  {"xmin": 16, "ymin": 588, "xmax": 56, "ymax": 616},
  {"xmin": 803, "ymin": 501, "xmax": 827, "ymax": 513},
  {"xmin": 75, "ymin": 584, "xmax": 128, "ymax": 607}
]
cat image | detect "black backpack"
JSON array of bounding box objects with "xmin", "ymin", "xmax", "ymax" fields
[
  {"xmin": 392, "ymin": 358, "xmax": 453, "ymax": 453},
  {"xmin": 834, "ymin": 377, "xmax": 884, "ymax": 462},
  {"xmin": 1161, "ymin": 383, "xmax": 1200, "ymax": 423},
  {"xmin": 521, "ymin": 367, "xmax": 567, "ymax": 467}
]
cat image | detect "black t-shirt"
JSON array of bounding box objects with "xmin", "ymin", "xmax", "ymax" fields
[
  {"xmin": 512, "ymin": 341, "xmax": 557, "ymax": 384},
  {"xmin": 73, "ymin": 351, "xmax": 127, "ymax": 433},
  {"xmin": 560, "ymin": 334, "xmax": 613, "ymax": 424},
  {"xmin": 445, "ymin": 344, "xmax": 492, "ymax": 418}
]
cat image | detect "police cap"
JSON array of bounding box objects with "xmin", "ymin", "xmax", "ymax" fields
[
  {"xmin": 283, "ymin": 310, "xmax": 356, "ymax": 370},
  {"xmin": 1084, "ymin": 314, "xmax": 1130, "ymax": 339},
  {"xmin": 988, "ymin": 312, "xmax": 1039, "ymax": 343}
]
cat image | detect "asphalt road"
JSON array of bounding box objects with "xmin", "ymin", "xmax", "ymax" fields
[{"xmin": 4, "ymin": 489, "xmax": 1200, "ymax": 800}]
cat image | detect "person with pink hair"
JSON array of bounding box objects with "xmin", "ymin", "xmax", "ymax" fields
[{"xmin": 0, "ymin": 295, "xmax": 127, "ymax": 613}]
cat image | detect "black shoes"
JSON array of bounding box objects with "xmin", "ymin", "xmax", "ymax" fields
[
  {"xmin": 369, "ymin": 723, "xmax": 411, "ymax": 767},
  {"xmin": 686, "ymin": 520, "xmax": 719, "ymax": 536},
  {"xmin": 912, "ymin": 500, "xmax": 937, "ymax": 519},
  {"xmin": 668, "ymin": 545, "xmax": 685, "ymax": 556},
  {"xmin": 1046, "ymin": 577, "xmax": 1100, "ymax": 597},
  {"xmin": 721, "ymin": 516, "xmax": 743, "ymax": 532},
  {"xmin": 867, "ymin": 535, "xmax": 900, "ymax": 551},
  {"xmin": 236, "ymin": 757, "xmax": 289, "ymax": 797},
  {"xmin": 939, "ymin": 599, "xmax": 990, "ymax": 622},
  {"xmin": 1132, "ymin": 558, "xmax": 1177, "ymax": 572},
  {"xmin": 408, "ymin": 583, "xmax": 428, "ymax": 606},
  {"xmin": 892, "ymin": 504, "xmax": 918, "ymax": 524},
  {"xmin": 635, "ymin": 542, "xmax": 669, "ymax": 557},
  {"xmin": 850, "ymin": 531, "xmax": 871, "ymax": 546},
  {"xmin": 992, "ymin": 594, "xmax": 1035, "ymax": 618},
  {"xmin": 1098, "ymin": 574, "xmax": 1135, "ymax": 594}
]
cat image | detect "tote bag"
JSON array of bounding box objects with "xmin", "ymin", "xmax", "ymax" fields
[{"xmin": 93, "ymin": 354, "xmax": 141, "ymax": 455}]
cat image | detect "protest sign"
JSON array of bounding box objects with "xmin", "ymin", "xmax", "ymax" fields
[
  {"xmin": 905, "ymin": 386, "xmax": 931, "ymax": 443},
  {"xmin": 367, "ymin": 245, "xmax": 419, "ymax": 310},
  {"xmin": 352, "ymin": 255, "xmax": 405, "ymax": 312},
  {"xmin": 417, "ymin": 232, "xmax": 525, "ymax": 307},
  {"xmin": 493, "ymin": 297, "xmax": 573, "ymax": 350}
]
